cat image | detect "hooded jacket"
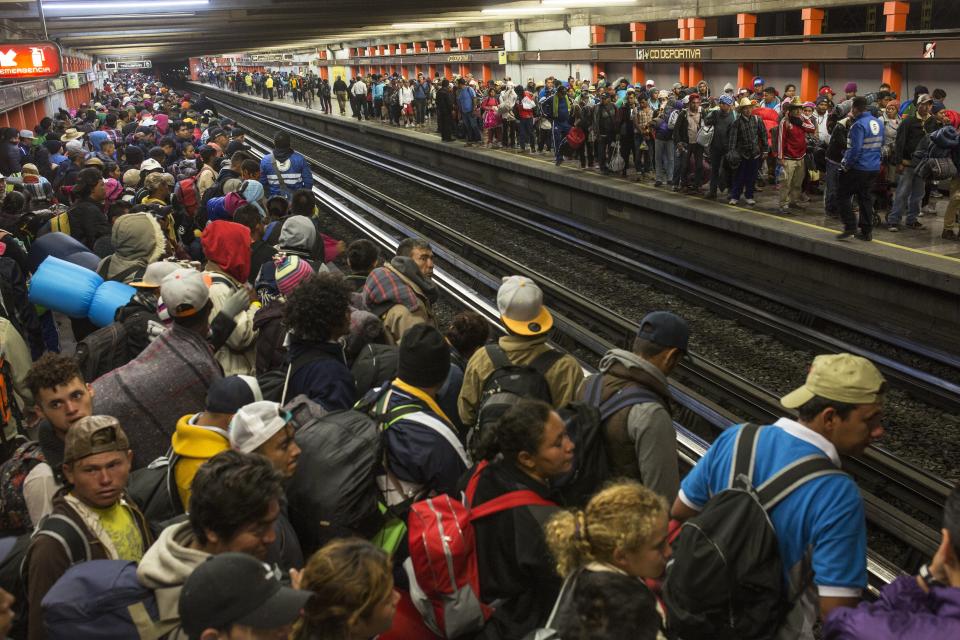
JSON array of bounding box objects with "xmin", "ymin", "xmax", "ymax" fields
[
  {"xmin": 136, "ymin": 521, "xmax": 210, "ymax": 640},
  {"xmin": 202, "ymin": 221, "xmax": 257, "ymax": 376},
  {"xmin": 254, "ymin": 215, "xmax": 326, "ymax": 300},
  {"xmin": 93, "ymin": 323, "xmax": 222, "ymax": 469},
  {"xmin": 170, "ymin": 414, "xmax": 230, "ymax": 508},
  {"xmin": 362, "ymin": 257, "xmax": 437, "ymax": 344},
  {"xmin": 67, "ymin": 198, "xmax": 111, "ymax": 251},
  {"xmin": 458, "ymin": 333, "xmax": 584, "ymax": 428},
  {"xmin": 577, "ymin": 349, "xmax": 679, "ymax": 502},
  {"xmin": 823, "ymin": 576, "xmax": 960, "ymax": 639},
  {"xmin": 258, "ymin": 148, "xmax": 312, "ymax": 198},
  {"xmin": 96, "ymin": 213, "xmax": 165, "ymax": 283},
  {"xmin": 284, "ymin": 338, "xmax": 357, "ymax": 411}
]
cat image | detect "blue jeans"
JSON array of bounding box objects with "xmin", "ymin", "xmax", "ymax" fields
[
  {"xmin": 888, "ymin": 165, "xmax": 925, "ymax": 225},
  {"xmin": 730, "ymin": 157, "xmax": 761, "ymax": 200},
  {"xmin": 553, "ymin": 122, "xmax": 571, "ymax": 163},
  {"xmin": 518, "ymin": 118, "xmax": 535, "ymax": 150},
  {"xmin": 655, "ymin": 139, "xmax": 675, "ymax": 183},
  {"xmin": 462, "ymin": 111, "xmax": 481, "ymax": 142}
]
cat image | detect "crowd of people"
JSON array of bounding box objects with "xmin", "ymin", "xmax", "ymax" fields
[
  {"xmin": 198, "ymin": 67, "xmax": 960, "ymax": 243},
  {"xmin": 0, "ymin": 72, "xmax": 957, "ymax": 640}
]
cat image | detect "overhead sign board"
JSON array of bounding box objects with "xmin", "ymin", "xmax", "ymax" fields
[
  {"xmin": 103, "ymin": 60, "xmax": 152, "ymax": 69},
  {"xmin": 636, "ymin": 47, "xmax": 710, "ymax": 61},
  {"xmin": 0, "ymin": 41, "xmax": 63, "ymax": 80}
]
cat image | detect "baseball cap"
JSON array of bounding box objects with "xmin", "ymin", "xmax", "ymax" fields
[
  {"xmin": 83, "ymin": 157, "xmax": 104, "ymax": 167},
  {"xmin": 179, "ymin": 553, "xmax": 311, "ymax": 639},
  {"xmin": 497, "ymin": 275, "xmax": 553, "ymax": 336},
  {"xmin": 143, "ymin": 172, "xmax": 171, "ymax": 192},
  {"xmin": 65, "ymin": 139, "xmax": 84, "ymax": 153},
  {"xmin": 636, "ymin": 311, "xmax": 689, "ymax": 353},
  {"xmin": 160, "ymin": 268, "xmax": 210, "ymax": 318},
  {"xmin": 140, "ymin": 158, "xmax": 162, "ymax": 171},
  {"xmin": 229, "ymin": 401, "xmax": 290, "ymax": 453},
  {"xmin": 122, "ymin": 168, "xmax": 142, "ymax": 188},
  {"xmin": 645, "ymin": 79, "xmax": 655, "ymax": 87},
  {"xmin": 780, "ymin": 353, "xmax": 886, "ymax": 409},
  {"xmin": 917, "ymin": 93, "xmax": 933, "ymax": 105},
  {"xmin": 753, "ymin": 77, "xmax": 764, "ymax": 86},
  {"xmin": 19, "ymin": 129, "xmax": 34, "ymax": 140},
  {"xmin": 206, "ymin": 375, "xmax": 263, "ymax": 414},
  {"xmin": 63, "ymin": 416, "xmax": 131, "ymax": 465},
  {"xmin": 130, "ymin": 261, "xmax": 181, "ymax": 288}
]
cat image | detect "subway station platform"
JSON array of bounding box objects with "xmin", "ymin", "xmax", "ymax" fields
[{"xmin": 189, "ymin": 81, "xmax": 960, "ymax": 349}]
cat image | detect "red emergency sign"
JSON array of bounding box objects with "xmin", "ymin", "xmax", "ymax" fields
[{"xmin": 0, "ymin": 42, "xmax": 63, "ymax": 80}]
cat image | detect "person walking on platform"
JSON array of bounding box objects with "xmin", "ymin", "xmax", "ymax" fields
[
  {"xmin": 837, "ymin": 97, "xmax": 884, "ymax": 241},
  {"xmin": 540, "ymin": 84, "xmax": 575, "ymax": 166},
  {"xmin": 672, "ymin": 93, "xmax": 705, "ymax": 192},
  {"xmin": 728, "ymin": 97, "xmax": 768, "ymax": 205},
  {"xmin": 333, "ymin": 76, "xmax": 348, "ymax": 115}
]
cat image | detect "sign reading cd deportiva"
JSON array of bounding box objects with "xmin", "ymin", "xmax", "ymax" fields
[
  {"xmin": 636, "ymin": 47, "xmax": 708, "ymax": 61},
  {"xmin": 0, "ymin": 41, "xmax": 63, "ymax": 80}
]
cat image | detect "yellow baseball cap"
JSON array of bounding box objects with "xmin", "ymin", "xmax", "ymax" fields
[
  {"xmin": 780, "ymin": 353, "xmax": 886, "ymax": 409},
  {"xmin": 496, "ymin": 275, "xmax": 553, "ymax": 336}
]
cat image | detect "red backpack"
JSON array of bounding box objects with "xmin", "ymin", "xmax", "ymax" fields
[
  {"xmin": 405, "ymin": 460, "xmax": 556, "ymax": 638},
  {"xmin": 174, "ymin": 174, "xmax": 201, "ymax": 217},
  {"xmin": 566, "ymin": 126, "xmax": 586, "ymax": 150}
]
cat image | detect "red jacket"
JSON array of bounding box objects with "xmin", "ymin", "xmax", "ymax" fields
[{"xmin": 778, "ymin": 115, "xmax": 816, "ymax": 160}]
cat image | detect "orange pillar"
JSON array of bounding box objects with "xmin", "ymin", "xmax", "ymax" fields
[
  {"xmin": 442, "ymin": 39, "xmax": 452, "ymax": 80},
  {"xmin": 388, "ymin": 44, "xmax": 397, "ymax": 75},
  {"xmin": 737, "ymin": 14, "xmax": 757, "ymax": 91},
  {"xmin": 882, "ymin": 1, "xmax": 909, "ymax": 99},
  {"xmin": 413, "ymin": 42, "xmax": 424, "ymax": 76},
  {"xmin": 319, "ymin": 51, "xmax": 328, "ymax": 80},
  {"xmin": 686, "ymin": 18, "xmax": 705, "ymax": 86},
  {"xmin": 398, "ymin": 43, "xmax": 409, "ymax": 78},
  {"xmin": 378, "ymin": 45, "xmax": 386, "ymax": 75},
  {"xmin": 426, "ymin": 41, "xmax": 437, "ymax": 79},
  {"xmin": 677, "ymin": 19, "xmax": 690, "ymax": 85},
  {"xmin": 630, "ymin": 22, "xmax": 646, "ymax": 85},
  {"xmin": 591, "ymin": 25, "xmax": 606, "ymax": 81},
  {"xmin": 480, "ymin": 35, "xmax": 492, "ymax": 84},
  {"xmin": 457, "ymin": 37, "xmax": 471, "ymax": 79},
  {"xmin": 800, "ymin": 8, "xmax": 824, "ymax": 101}
]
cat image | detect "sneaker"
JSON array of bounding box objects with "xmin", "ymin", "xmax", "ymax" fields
[
  {"xmin": 728, "ymin": 198, "xmax": 738, "ymax": 205},
  {"xmin": 942, "ymin": 229, "xmax": 956, "ymax": 240},
  {"xmin": 777, "ymin": 205, "xmax": 791, "ymax": 214},
  {"xmin": 789, "ymin": 201, "xmax": 808, "ymax": 210},
  {"xmin": 745, "ymin": 198, "xmax": 756, "ymax": 206},
  {"xmin": 921, "ymin": 204, "xmax": 938, "ymax": 216},
  {"xmin": 836, "ymin": 230, "xmax": 856, "ymax": 240},
  {"xmin": 654, "ymin": 180, "xmax": 663, "ymax": 187},
  {"xmin": 856, "ymin": 231, "xmax": 873, "ymax": 241},
  {"xmin": 887, "ymin": 225, "xmax": 900, "ymax": 232},
  {"xmin": 905, "ymin": 221, "xmax": 925, "ymax": 230}
]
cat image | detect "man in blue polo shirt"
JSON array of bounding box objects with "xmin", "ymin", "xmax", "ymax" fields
[{"xmin": 672, "ymin": 353, "xmax": 887, "ymax": 639}]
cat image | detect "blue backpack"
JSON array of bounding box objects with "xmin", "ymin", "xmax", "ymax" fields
[{"xmin": 41, "ymin": 559, "xmax": 182, "ymax": 640}]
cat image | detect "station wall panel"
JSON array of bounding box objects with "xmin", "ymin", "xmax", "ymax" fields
[
  {"xmin": 903, "ymin": 63, "xmax": 960, "ymax": 105},
  {"xmin": 752, "ymin": 63, "xmax": 803, "ymax": 93},
  {"xmin": 821, "ymin": 63, "xmax": 884, "ymax": 95},
  {"xmin": 702, "ymin": 63, "xmax": 740, "ymax": 92}
]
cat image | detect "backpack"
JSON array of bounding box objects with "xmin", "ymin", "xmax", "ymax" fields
[
  {"xmin": 472, "ymin": 345, "xmax": 564, "ymax": 445},
  {"xmin": 0, "ymin": 533, "xmax": 31, "ymax": 638},
  {"xmin": 667, "ymin": 109, "xmax": 680, "ymax": 130},
  {"xmin": 126, "ymin": 449, "xmax": 184, "ymax": 530},
  {"xmin": 173, "ymin": 174, "xmax": 201, "ymax": 217},
  {"xmin": 351, "ymin": 343, "xmax": 399, "ymax": 396},
  {"xmin": 49, "ymin": 210, "xmax": 70, "ymax": 235},
  {"xmin": 405, "ymin": 460, "xmax": 556, "ymax": 638},
  {"xmin": 257, "ymin": 351, "xmax": 330, "ymax": 405},
  {"xmin": 554, "ymin": 376, "xmax": 662, "ymax": 507},
  {"xmin": 661, "ymin": 423, "xmax": 843, "ymax": 640},
  {"xmin": 74, "ymin": 314, "xmax": 142, "ymax": 383},
  {"xmin": 0, "ymin": 441, "xmax": 45, "ymax": 534},
  {"xmin": 40, "ymin": 559, "xmax": 181, "ymax": 640},
  {"xmin": 285, "ymin": 405, "xmax": 383, "ymax": 556},
  {"xmin": 0, "ymin": 353, "xmax": 24, "ymax": 443}
]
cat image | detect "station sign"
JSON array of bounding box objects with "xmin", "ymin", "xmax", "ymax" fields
[
  {"xmin": 103, "ymin": 60, "xmax": 152, "ymax": 69},
  {"xmin": 0, "ymin": 41, "xmax": 63, "ymax": 80},
  {"xmin": 636, "ymin": 47, "xmax": 711, "ymax": 61},
  {"xmin": 446, "ymin": 54, "xmax": 473, "ymax": 62}
]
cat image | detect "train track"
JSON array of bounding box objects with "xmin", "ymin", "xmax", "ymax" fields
[{"xmin": 196, "ymin": 92, "xmax": 954, "ymax": 592}]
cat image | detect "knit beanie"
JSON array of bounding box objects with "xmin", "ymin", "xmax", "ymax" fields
[
  {"xmin": 844, "ymin": 82, "xmax": 857, "ymax": 93},
  {"xmin": 274, "ymin": 254, "xmax": 314, "ymax": 296},
  {"xmin": 397, "ymin": 324, "xmax": 450, "ymax": 388}
]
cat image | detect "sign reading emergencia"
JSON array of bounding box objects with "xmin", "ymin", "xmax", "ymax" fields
[
  {"xmin": 636, "ymin": 47, "xmax": 709, "ymax": 61},
  {"xmin": 0, "ymin": 41, "xmax": 63, "ymax": 80}
]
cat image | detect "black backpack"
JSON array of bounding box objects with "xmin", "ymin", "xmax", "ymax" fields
[
  {"xmin": 74, "ymin": 311, "xmax": 149, "ymax": 383},
  {"xmin": 662, "ymin": 424, "xmax": 843, "ymax": 640},
  {"xmin": 257, "ymin": 351, "xmax": 330, "ymax": 405},
  {"xmin": 126, "ymin": 448, "xmax": 183, "ymax": 532},
  {"xmin": 554, "ymin": 375, "xmax": 662, "ymax": 507},
  {"xmin": 351, "ymin": 343, "xmax": 399, "ymax": 397},
  {"xmin": 472, "ymin": 344, "xmax": 564, "ymax": 442}
]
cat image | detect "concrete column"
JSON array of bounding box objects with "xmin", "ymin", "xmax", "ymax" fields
[
  {"xmin": 630, "ymin": 22, "xmax": 646, "ymax": 85},
  {"xmin": 442, "ymin": 39, "xmax": 453, "ymax": 80},
  {"xmin": 399, "ymin": 43, "xmax": 408, "ymax": 54},
  {"xmin": 367, "ymin": 46, "xmax": 375, "ymax": 57},
  {"xmin": 882, "ymin": 1, "xmax": 909, "ymax": 98},
  {"xmin": 426, "ymin": 41, "xmax": 437, "ymax": 78},
  {"xmin": 387, "ymin": 44, "xmax": 397, "ymax": 75},
  {"xmin": 413, "ymin": 42, "xmax": 423, "ymax": 76},
  {"xmin": 677, "ymin": 19, "xmax": 689, "ymax": 85},
  {"xmin": 480, "ymin": 35, "xmax": 492, "ymax": 84},
  {"xmin": 686, "ymin": 18, "xmax": 705, "ymax": 86},
  {"xmin": 737, "ymin": 14, "xmax": 757, "ymax": 91},
  {"xmin": 800, "ymin": 8, "xmax": 825, "ymax": 101},
  {"xmin": 457, "ymin": 37, "xmax": 471, "ymax": 78},
  {"xmin": 591, "ymin": 25, "xmax": 606, "ymax": 82}
]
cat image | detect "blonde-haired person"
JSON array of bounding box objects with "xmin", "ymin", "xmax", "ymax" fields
[
  {"xmin": 544, "ymin": 481, "xmax": 672, "ymax": 640},
  {"xmin": 292, "ymin": 538, "xmax": 400, "ymax": 640}
]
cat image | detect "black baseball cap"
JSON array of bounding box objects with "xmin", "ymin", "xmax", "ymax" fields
[
  {"xmin": 179, "ymin": 553, "xmax": 311, "ymax": 638},
  {"xmin": 636, "ymin": 311, "xmax": 690, "ymax": 353},
  {"xmin": 205, "ymin": 375, "xmax": 263, "ymax": 414}
]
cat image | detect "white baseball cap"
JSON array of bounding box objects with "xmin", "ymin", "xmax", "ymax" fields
[
  {"xmin": 496, "ymin": 275, "xmax": 553, "ymax": 336},
  {"xmin": 229, "ymin": 401, "xmax": 290, "ymax": 453}
]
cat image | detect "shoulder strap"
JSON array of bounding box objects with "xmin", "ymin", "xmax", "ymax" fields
[
  {"xmin": 485, "ymin": 344, "xmax": 513, "ymax": 370},
  {"xmin": 544, "ymin": 571, "xmax": 579, "ymax": 629},
  {"xmin": 108, "ymin": 264, "xmax": 142, "ymax": 284},
  {"xmin": 96, "ymin": 256, "xmax": 112, "ymax": 279},
  {"xmin": 583, "ymin": 374, "xmax": 604, "ymax": 407},
  {"xmin": 730, "ymin": 423, "xmax": 762, "ymax": 488},
  {"xmin": 756, "ymin": 455, "xmax": 844, "ymax": 511},
  {"xmin": 598, "ymin": 386, "xmax": 662, "ymax": 422},
  {"xmin": 468, "ymin": 489, "xmax": 555, "ymax": 522},
  {"xmin": 35, "ymin": 514, "xmax": 91, "ymax": 565},
  {"xmin": 207, "ymin": 273, "xmax": 235, "ymax": 289},
  {"xmin": 463, "ymin": 460, "xmax": 490, "ymax": 506},
  {"xmin": 165, "ymin": 448, "xmax": 184, "ymax": 514},
  {"xmin": 529, "ymin": 349, "xmax": 564, "ymax": 376},
  {"xmin": 270, "ymin": 155, "xmax": 294, "ymax": 195}
]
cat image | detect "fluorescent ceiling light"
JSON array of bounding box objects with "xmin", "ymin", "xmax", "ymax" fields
[
  {"xmin": 391, "ymin": 22, "xmax": 457, "ymax": 28},
  {"xmin": 482, "ymin": 6, "xmax": 566, "ymax": 14},
  {"xmin": 542, "ymin": 0, "xmax": 634, "ymax": 4},
  {"xmin": 43, "ymin": 0, "xmax": 208, "ymax": 10},
  {"xmin": 56, "ymin": 11, "xmax": 196, "ymax": 18}
]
